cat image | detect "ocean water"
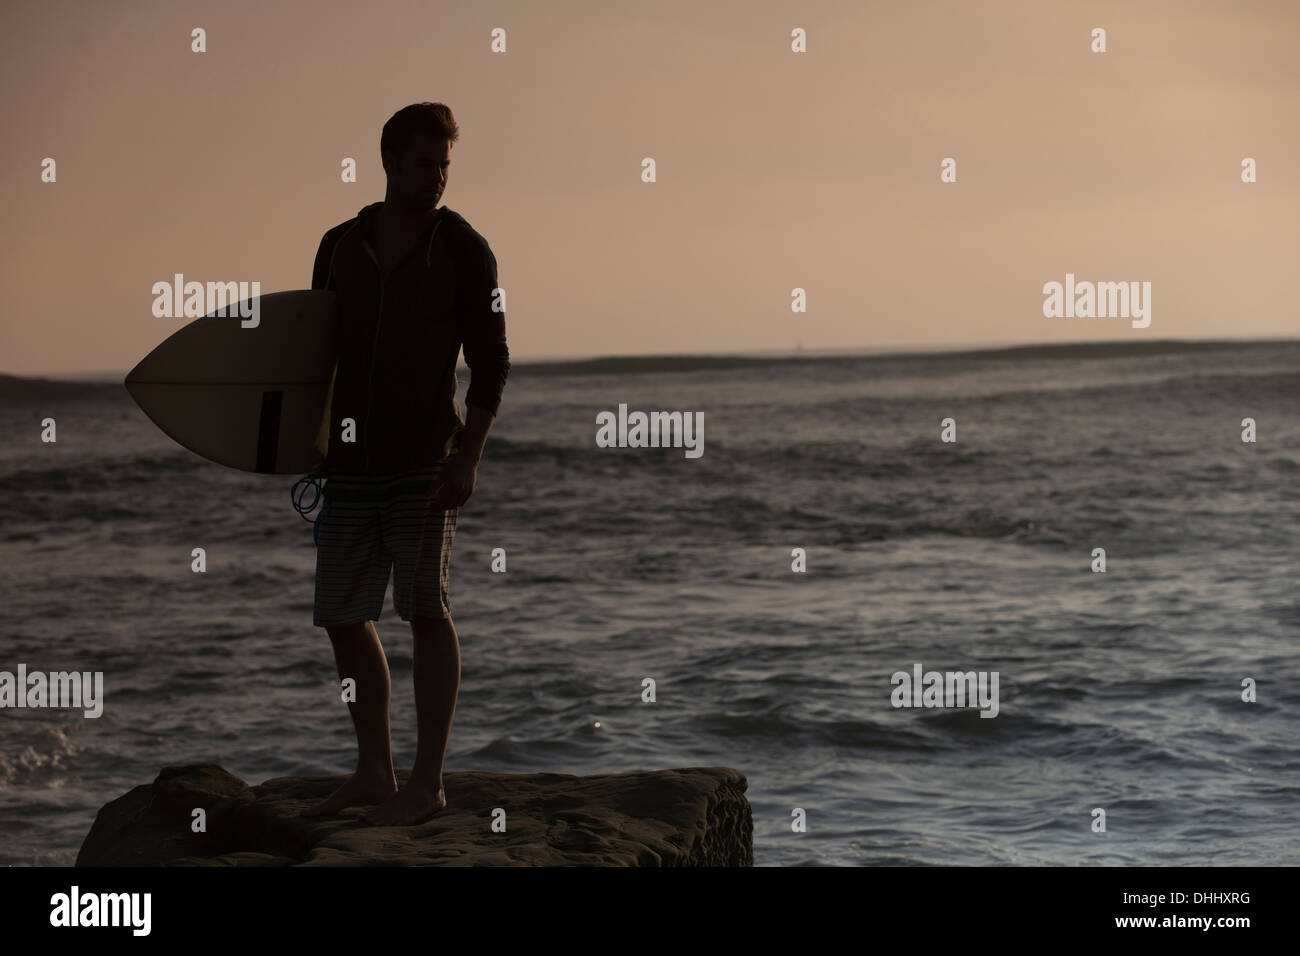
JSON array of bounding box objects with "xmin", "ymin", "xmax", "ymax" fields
[{"xmin": 1, "ymin": 340, "xmax": 1298, "ymax": 867}]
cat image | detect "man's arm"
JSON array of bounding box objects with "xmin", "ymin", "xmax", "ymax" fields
[
  {"xmin": 456, "ymin": 403, "xmax": 495, "ymax": 462},
  {"xmin": 455, "ymin": 236, "xmax": 511, "ymax": 463},
  {"xmin": 312, "ymin": 229, "xmax": 338, "ymax": 291},
  {"xmin": 429, "ymin": 235, "xmax": 510, "ymax": 508}
]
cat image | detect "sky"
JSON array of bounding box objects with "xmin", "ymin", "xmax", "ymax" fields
[{"xmin": 1, "ymin": 0, "xmax": 1297, "ymax": 377}]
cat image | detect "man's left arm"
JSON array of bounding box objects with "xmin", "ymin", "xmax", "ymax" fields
[
  {"xmin": 456, "ymin": 403, "xmax": 496, "ymax": 464},
  {"xmin": 431, "ymin": 237, "xmax": 511, "ymax": 509},
  {"xmin": 456, "ymin": 238, "xmax": 510, "ymax": 464}
]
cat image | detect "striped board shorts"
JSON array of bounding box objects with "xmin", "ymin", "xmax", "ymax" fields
[{"xmin": 313, "ymin": 460, "xmax": 459, "ymax": 628}]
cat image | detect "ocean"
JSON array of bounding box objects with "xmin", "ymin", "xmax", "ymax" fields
[{"xmin": 1, "ymin": 339, "xmax": 1297, "ymax": 866}]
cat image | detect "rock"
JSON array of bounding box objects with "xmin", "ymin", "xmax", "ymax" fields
[{"xmin": 77, "ymin": 764, "xmax": 753, "ymax": 866}]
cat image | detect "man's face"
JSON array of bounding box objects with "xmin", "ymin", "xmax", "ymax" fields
[{"xmin": 385, "ymin": 133, "xmax": 451, "ymax": 209}]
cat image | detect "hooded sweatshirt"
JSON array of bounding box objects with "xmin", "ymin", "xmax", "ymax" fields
[{"xmin": 311, "ymin": 202, "xmax": 510, "ymax": 477}]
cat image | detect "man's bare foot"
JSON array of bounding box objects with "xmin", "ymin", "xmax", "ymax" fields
[
  {"xmin": 363, "ymin": 781, "xmax": 447, "ymax": 826},
  {"xmin": 300, "ymin": 771, "xmax": 398, "ymax": 817}
]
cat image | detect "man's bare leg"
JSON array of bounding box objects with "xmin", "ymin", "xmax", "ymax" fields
[
  {"xmin": 365, "ymin": 614, "xmax": 459, "ymax": 825},
  {"xmin": 300, "ymin": 620, "xmax": 400, "ymax": 816}
]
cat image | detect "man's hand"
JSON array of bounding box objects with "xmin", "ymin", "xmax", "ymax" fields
[
  {"xmin": 428, "ymin": 405, "xmax": 495, "ymax": 510},
  {"xmin": 428, "ymin": 449, "xmax": 478, "ymax": 510}
]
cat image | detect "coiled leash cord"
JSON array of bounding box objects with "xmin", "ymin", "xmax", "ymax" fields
[{"xmin": 291, "ymin": 472, "xmax": 331, "ymax": 545}]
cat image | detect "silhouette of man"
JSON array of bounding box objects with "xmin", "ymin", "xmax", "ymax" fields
[{"xmin": 301, "ymin": 103, "xmax": 510, "ymax": 826}]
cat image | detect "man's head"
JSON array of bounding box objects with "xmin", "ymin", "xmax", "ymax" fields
[{"xmin": 381, "ymin": 103, "xmax": 459, "ymax": 210}]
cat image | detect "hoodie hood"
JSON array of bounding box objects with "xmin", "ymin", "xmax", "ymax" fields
[{"xmin": 356, "ymin": 202, "xmax": 469, "ymax": 268}]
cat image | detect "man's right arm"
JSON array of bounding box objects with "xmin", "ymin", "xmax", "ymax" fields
[
  {"xmin": 312, "ymin": 227, "xmax": 344, "ymax": 291},
  {"xmin": 312, "ymin": 225, "xmax": 347, "ymax": 468}
]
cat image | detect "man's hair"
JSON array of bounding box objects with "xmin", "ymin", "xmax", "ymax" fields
[{"xmin": 381, "ymin": 103, "xmax": 459, "ymax": 166}]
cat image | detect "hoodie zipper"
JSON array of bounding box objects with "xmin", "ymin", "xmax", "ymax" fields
[{"xmin": 360, "ymin": 207, "xmax": 443, "ymax": 475}]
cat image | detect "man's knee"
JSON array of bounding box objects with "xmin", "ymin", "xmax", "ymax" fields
[
  {"xmin": 410, "ymin": 614, "xmax": 454, "ymax": 634},
  {"xmin": 325, "ymin": 620, "xmax": 372, "ymax": 642}
]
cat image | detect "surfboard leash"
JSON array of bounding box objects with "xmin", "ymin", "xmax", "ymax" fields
[{"xmin": 291, "ymin": 473, "xmax": 331, "ymax": 546}]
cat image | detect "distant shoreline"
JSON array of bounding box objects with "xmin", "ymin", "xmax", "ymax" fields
[
  {"xmin": 7, "ymin": 336, "xmax": 1297, "ymax": 386},
  {"xmin": 498, "ymin": 337, "xmax": 1298, "ymax": 377}
]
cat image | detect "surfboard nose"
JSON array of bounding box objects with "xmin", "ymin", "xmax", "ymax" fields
[{"xmin": 123, "ymin": 290, "xmax": 339, "ymax": 473}]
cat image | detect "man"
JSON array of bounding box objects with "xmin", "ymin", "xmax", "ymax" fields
[{"xmin": 300, "ymin": 103, "xmax": 510, "ymax": 826}]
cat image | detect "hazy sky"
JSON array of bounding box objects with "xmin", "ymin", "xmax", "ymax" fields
[{"xmin": 2, "ymin": 0, "xmax": 1296, "ymax": 376}]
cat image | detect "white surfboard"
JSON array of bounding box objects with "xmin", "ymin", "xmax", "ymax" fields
[{"xmin": 125, "ymin": 291, "xmax": 339, "ymax": 474}]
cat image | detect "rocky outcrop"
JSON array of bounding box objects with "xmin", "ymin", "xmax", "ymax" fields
[{"xmin": 77, "ymin": 764, "xmax": 753, "ymax": 866}]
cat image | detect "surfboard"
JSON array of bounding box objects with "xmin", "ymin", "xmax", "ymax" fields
[{"xmin": 125, "ymin": 290, "xmax": 339, "ymax": 474}]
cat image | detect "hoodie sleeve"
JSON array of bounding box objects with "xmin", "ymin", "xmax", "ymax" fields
[
  {"xmin": 311, "ymin": 224, "xmax": 347, "ymax": 291},
  {"xmin": 457, "ymin": 233, "xmax": 511, "ymax": 417}
]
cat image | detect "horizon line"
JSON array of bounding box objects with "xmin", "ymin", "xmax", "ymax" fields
[{"xmin": 11, "ymin": 333, "xmax": 1299, "ymax": 382}]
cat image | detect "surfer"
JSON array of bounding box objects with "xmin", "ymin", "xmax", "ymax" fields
[{"xmin": 299, "ymin": 103, "xmax": 510, "ymax": 826}]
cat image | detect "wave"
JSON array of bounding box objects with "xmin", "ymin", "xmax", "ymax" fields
[
  {"xmin": 0, "ymin": 454, "xmax": 203, "ymax": 493},
  {"xmin": 0, "ymin": 716, "xmax": 81, "ymax": 789}
]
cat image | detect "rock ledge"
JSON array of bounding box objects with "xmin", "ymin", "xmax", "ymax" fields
[{"xmin": 77, "ymin": 764, "xmax": 753, "ymax": 866}]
